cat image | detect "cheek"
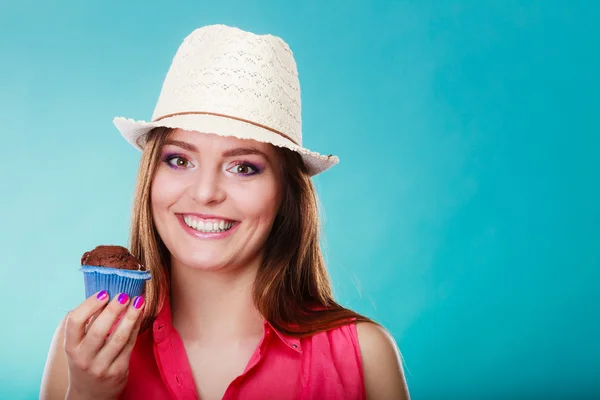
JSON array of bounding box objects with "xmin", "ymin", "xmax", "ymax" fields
[
  {"xmin": 150, "ymin": 170, "xmax": 182, "ymax": 212},
  {"xmin": 231, "ymin": 181, "xmax": 282, "ymax": 222}
]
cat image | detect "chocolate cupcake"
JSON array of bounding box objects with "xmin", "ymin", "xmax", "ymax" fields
[{"xmin": 80, "ymin": 245, "xmax": 151, "ymax": 300}]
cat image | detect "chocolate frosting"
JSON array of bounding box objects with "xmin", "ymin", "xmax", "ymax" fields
[{"xmin": 81, "ymin": 245, "xmax": 145, "ymax": 271}]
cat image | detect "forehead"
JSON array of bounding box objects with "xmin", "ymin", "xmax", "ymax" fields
[{"xmin": 166, "ymin": 129, "xmax": 277, "ymax": 155}]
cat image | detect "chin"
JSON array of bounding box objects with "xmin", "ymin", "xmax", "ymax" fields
[
  {"xmin": 173, "ymin": 248, "xmax": 232, "ymax": 271},
  {"xmin": 162, "ymin": 228, "xmax": 265, "ymax": 273}
]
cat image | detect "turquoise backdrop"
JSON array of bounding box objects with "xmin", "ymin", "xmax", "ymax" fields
[{"xmin": 1, "ymin": 1, "xmax": 598, "ymax": 399}]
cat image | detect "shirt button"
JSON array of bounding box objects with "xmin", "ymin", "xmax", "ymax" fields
[
  {"xmin": 292, "ymin": 344, "xmax": 298, "ymax": 349},
  {"xmin": 157, "ymin": 324, "xmax": 164, "ymax": 331},
  {"xmin": 175, "ymin": 374, "xmax": 182, "ymax": 387}
]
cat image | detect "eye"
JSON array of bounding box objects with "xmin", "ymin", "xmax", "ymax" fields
[
  {"xmin": 227, "ymin": 163, "xmax": 259, "ymax": 176},
  {"xmin": 163, "ymin": 155, "xmax": 192, "ymax": 169},
  {"xmin": 172, "ymin": 157, "xmax": 189, "ymax": 168}
]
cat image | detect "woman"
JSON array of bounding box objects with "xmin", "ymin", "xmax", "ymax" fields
[{"xmin": 41, "ymin": 24, "xmax": 409, "ymax": 400}]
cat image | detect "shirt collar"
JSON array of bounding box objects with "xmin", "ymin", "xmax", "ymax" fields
[
  {"xmin": 153, "ymin": 298, "xmax": 302, "ymax": 353},
  {"xmin": 263, "ymin": 320, "xmax": 302, "ymax": 353}
]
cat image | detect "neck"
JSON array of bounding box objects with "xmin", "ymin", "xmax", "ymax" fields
[{"xmin": 169, "ymin": 258, "xmax": 265, "ymax": 344}]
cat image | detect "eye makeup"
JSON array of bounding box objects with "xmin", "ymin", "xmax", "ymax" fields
[
  {"xmin": 227, "ymin": 160, "xmax": 264, "ymax": 176},
  {"xmin": 160, "ymin": 151, "xmax": 265, "ymax": 176},
  {"xmin": 162, "ymin": 152, "xmax": 192, "ymax": 170}
]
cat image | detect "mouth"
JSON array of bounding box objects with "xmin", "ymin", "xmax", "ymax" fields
[{"xmin": 181, "ymin": 214, "xmax": 238, "ymax": 234}]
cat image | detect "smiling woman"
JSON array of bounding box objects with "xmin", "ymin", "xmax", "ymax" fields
[
  {"xmin": 40, "ymin": 24, "xmax": 409, "ymax": 400},
  {"xmin": 150, "ymin": 130, "xmax": 282, "ymax": 276}
]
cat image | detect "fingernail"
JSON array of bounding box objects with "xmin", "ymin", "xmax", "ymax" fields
[
  {"xmin": 117, "ymin": 293, "xmax": 129, "ymax": 305},
  {"xmin": 96, "ymin": 290, "xmax": 108, "ymax": 301},
  {"xmin": 133, "ymin": 296, "xmax": 145, "ymax": 309}
]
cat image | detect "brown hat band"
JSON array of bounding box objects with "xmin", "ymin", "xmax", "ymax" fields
[{"xmin": 153, "ymin": 111, "xmax": 299, "ymax": 146}]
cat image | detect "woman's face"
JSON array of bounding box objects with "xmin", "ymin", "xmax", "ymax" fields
[{"xmin": 151, "ymin": 129, "xmax": 283, "ymax": 272}]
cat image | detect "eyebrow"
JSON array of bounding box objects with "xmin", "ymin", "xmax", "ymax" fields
[
  {"xmin": 164, "ymin": 139, "xmax": 197, "ymax": 152},
  {"xmin": 164, "ymin": 139, "xmax": 268, "ymax": 159},
  {"xmin": 222, "ymin": 147, "xmax": 268, "ymax": 158}
]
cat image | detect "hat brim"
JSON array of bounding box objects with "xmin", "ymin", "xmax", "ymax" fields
[{"xmin": 113, "ymin": 114, "xmax": 338, "ymax": 176}]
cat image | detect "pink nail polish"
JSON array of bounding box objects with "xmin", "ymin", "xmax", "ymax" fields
[
  {"xmin": 117, "ymin": 293, "xmax": 129, "ymax": 304},
  {"xmin": 133, "ymin": 296, "xmax": 145, "ymax": 309},
  {"xmin": 96, "ymin": 290, "xmax": 108, "ymax": 301}
]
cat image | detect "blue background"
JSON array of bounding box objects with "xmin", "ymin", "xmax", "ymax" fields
[{"xmin": 1, "ymin": 1, "xmax": 599, "ymax": 399}]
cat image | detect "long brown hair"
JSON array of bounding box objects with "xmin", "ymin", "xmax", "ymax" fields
[{"xmin": 129, "ymin": 127, "xmax": 373, "ymax": 336}]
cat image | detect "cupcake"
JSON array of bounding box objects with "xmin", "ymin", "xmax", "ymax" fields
[{"xmin": 80, "ymin": 245, "xmax": 151, "ymax": 300}]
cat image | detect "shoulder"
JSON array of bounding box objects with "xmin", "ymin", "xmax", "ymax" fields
[
  {"xmin": 356, "ymin": 322, "xmax": 410, "ymax": 400},
  {"xmin": 355, "ymin": 321, "xmax": 398, "ymax": 354}
]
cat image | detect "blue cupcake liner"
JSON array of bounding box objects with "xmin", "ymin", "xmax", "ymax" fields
[{"xmin": 80, "ymin": 265, "xmax": 151, "ymax": 300}]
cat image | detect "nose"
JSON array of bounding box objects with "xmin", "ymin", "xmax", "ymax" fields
[{"xmin": 188, "ymin": 167, "xmax": 226, "ymax": 205}]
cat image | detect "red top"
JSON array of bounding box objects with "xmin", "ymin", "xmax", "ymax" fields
[{"xmin": 120, "ymin": 300, "xmax": 366, "ymax": 400}]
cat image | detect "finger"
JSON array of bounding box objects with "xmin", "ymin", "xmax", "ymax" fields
[
  {"xmin": 106, "ymin": 299, "xmax": 145, "ymax": 375},
  {"xmin": 84, "ymin": 307, "xmax": 106, "ymax": 334},
  {"xmin": 65, "ymin": 290, "xmax": 110, "ymax": 350},
  {"xmin": 102, "ymin": 296, "xmax": 145, "ymax": 360},
  {"xmin": 80, "ymin": 293, "xmax": 131, "ymax": 358},
  {"xmin": 107, "ymin": 310, "xmax": 126, "ymax": 336}
]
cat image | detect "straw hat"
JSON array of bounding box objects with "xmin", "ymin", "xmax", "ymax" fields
[{"xmin": 113, "ymin": 24, "xmax": 338, "ymax": 176}]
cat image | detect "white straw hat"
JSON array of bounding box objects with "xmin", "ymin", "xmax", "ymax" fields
[{"xmin": 113, "ymin": 24, "xmax": 338, "ymax": 176}]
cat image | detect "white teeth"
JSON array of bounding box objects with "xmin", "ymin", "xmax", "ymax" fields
[
  {"xmin": 184, "ymin": 216, "xmax": 195, "ymax": 229},
  {"xmin": 183, "ymin": 216, "xmax": 234, "ymax": 233}
]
